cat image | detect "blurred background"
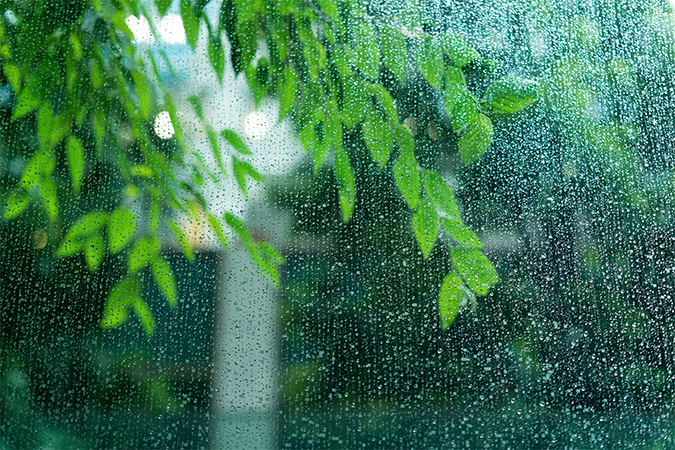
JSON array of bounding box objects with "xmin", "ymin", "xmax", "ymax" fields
[{"xmin": 5, "ymin": 0, "xmax": 675, "ymax": 448}]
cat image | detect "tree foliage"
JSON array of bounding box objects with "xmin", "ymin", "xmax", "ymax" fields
[{"xmin": 0, "ymin": 0, "xmax": 540, "ymax": 333}]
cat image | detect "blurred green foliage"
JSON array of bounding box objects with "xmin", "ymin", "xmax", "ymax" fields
[{"xmin": 273, "ymin": 0, "xmax": 675, "ymax": 447}]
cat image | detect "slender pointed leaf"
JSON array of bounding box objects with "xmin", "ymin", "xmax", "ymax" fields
[
  {"xmin": 109, "ymin": 207, "xmax": 136, "ymax": 254},
  {"xmin": 439, "ymin": 271, "xmax": 464, "ymax": 330},
  {"xmin": 334, "ymin": 145, "xmax": 356, "ymax": 222},
  {"xmin": 133, "ymin": 296, "xmax": 155, "ymax": 336},
  {"xmin": 128, "ymin": 235, "xmax": 160, "ymax": 273},
  {"xmin": 363, "ymin": 115, "xmax": 393, "ymax": 169},
  {"xmin": 379, "ymin": 24, "xmax": 407, "ymax": 81},
  {"xmin": 482, "ymin": 76, "xmax": 540, "ymax": 114},
  {"xmin": 221, "ymin": 129, "xmax": 252, "ymax": 155},
  {"xmin": 451, "ymin": 248, "xmax": 498, "ymax": 296},
  {"xmin": 84, "ymin": 232, "xmax": 105, "ymax": 271},
  {"xmin": 151, "ymin": 256, "xmax": 177, "ymax": 308},
  {"xmin": 412, "ymin": 195, "xmax": 439, "ymax": 259},
  {"xmin": 3, "ymin": 189, "xmax": 30, "ymax": 220},
  {"xmin": 66, "ymin": 136, "xmax": 85, "ymax": 194},
  {"xmin": 458, "ymin": 113, "xmax": 493, "ymax": 165}
]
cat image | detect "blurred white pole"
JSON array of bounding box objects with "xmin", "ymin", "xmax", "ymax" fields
[{"xmin": 209, "ymin": 243, "xmax": 279, "ymax": 449}]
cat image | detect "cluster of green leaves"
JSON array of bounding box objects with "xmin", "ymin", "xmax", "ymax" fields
[
  {"xmin": 215, "ymin": 0, "xmax": 539, "ymax": 328},
  {"xmin": 0, "ymin": 0, "xmax": 540, "ymax": 333},
  {"xmin": 0, "ymin": 0, "xmax": 278, "ymax": 335}
]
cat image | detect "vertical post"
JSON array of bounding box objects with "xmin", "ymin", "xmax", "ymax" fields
[{"xmin": 209, "ymin": 243, "xmax": 279, "ymax": 449}]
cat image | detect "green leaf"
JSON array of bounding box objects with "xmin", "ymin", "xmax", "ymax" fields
[
  {"xmin": 334, "ymin": 145, "xmax": 356, "ymax": 223},
  {"xmin": 482, "ymin": 76, "xmax": 540, "ymax": 114},
  {"xmin": 417, "ymin": 37, "xmax": 444, "ymax": 90},
  {"xmin": 3, "ymin": 64, "xmax": 20, "ymax": 93},
  {"xmin": 151, "ymin": 256, "xmax": 177, "ymax": 308},
  {"xmin": 169, "ymin": 220, "xmax": 194, "ymax": 261},
  {"xmin": 233, "ymin": 156, "xmax": 263, "ymax": 196},
  {"xmin": 299, "ymin": 109, "xmax": 329, "ymax": 174},
  {"xmin": 439, "ymin": 271, "xmax": 464, "ymax": 330},
  {"xmin": 324, "ymin": 101, "xmax": 343, "ymax": 150},
  {"xmin": 314, "ymin": 0, "xmax": 339, "ymax": 20},
  {"xmin": 128, "ymin": 235, "xmax": 160, "ymax": 273},
  {"xmin": 393, "ymin": 122, "xmax": 415, "ymax": 156},
  {"xmin": 363, "ymin": 115, "xmax": 393, "ymax": 169},
  {"xmin": 341, "ymin": 80, "xmax": 368, "ymax": 129},
  {"xmin": 12, "ymin": 87, "xmax": 40, "ymax": 120},
  {"xmin": 37, "ymin": 103, "xmax": 53, "ymax": 151},
  {"xmin": 155, "ymin": 0, "xmax": 173, "ymax": 16},
  {"xmin": 84, "ymin": 232, "xmax": 105, "ymax": 272},
  {"xmin": 208, "ymin": 214, "xmax": 229, "ymax": 250},
  {"xmin": 108, "ymin": 207, "xmax": 136, "ymax": 254},
  {"xmin": 224, "ymin": 212, "xmax": 250, "ymax": 243},
  {"xmin": 450, "ymin": 91, "xmax": 479, "ymax": 134},
  {"xmin": 231, "ymin": 19, "xmax": 257, "ymax": 74},
  {"xmin": 221, "ymin": 129, "xmax": 252, "ymax": 155},
  {"xmin": 56, "ymin": 212, "xmax": 107, "ymax": 257},
  {"xmin": 393, "ymin": 155, "xmax": 420, "ymax": 210},
  {"xmin": 245, "ymin": 61, "xmax": 267, "ymax": 105},
  {"xmin": 101, "ymin": 276, "xmax": 139, "ymax": 330},
  {"xmin": 133, "ymin": 68, "xmax": 152, "ymax": 119},
  {"xmin": 441, "ymin": 217, "xmax": 482, "ymax": 249},
  {"xmin": 39, "ymin": 177, "xmax": 58, "ymax": 221},
  {"xmin": 21, "ymin": 148, "xmax": 55, "ymax": 190},
  {"xmin": 56, "ymin": 234, "xmax": 83, "ymax": 257},
  {"xmin": 3, "ymin": 189, "xmax": 30, "ymax": 220},
  {"xmin": 133, "ymin": 296, "xmax": 155, "ymax": 336},
  {"xmin": 130, "ymin": 165, "xmax": 153, "ymax": 178},
  {"xmin": 181, "ymin": 0, "xmax": 200, "ymax": 49},
  {"xmin": 457, "ymin": 113, "xmax": 493, "ymax": 165},
  {"xmin": 49, "ymin": 114, "xmax": 71, "ymax": 149},
  {"xmin": 188, "ymin": 95, "xmax": 204, "ymax": 119},
  {"xmin": 422, "ymin": 170, "xmax": 460, "ymax": 218},
  {"xmin": 302, "ymin": 40, "xmax": 326, "ymax": 83},
  {"xmin": 352, "ymin": 23, "xmax": 380, "ymax": 80},
  {"xmin": 379, "ymin": 24, "xmax": 407, "ymax": 82},
  {"xmin": 451, "ymin": 248, "xmax": 498, "ymax": 296},
  {"xmin": 66, "ymin": 136, "xmax": 85, "ymax": 194},
  {"xmin": 369, "ymin": 83, "xmax": 398, "ymax": 124},
  {"xmin": 279, "ymin": 66, "xmax": 297, "ymax": 121},
  {"xmin": 252, "ymin": 241, "xmax": 284, "ymax": 288},
  {"xmin": 64, "ymin": 211, "xmax": 109, "ymax": 239},
  {"xmin": 207, "ymin": 24, "xmax": 225, "ymax": 83},
  {"xmin": 412, "ymin": 195, "xmax": 439, "ymax": 259},
  {"xmin": 440, "ymin": 33, "xmax": 479, "ymax": 68},
  {"xmin": 206, "ymin": 126, "xmax": 227, "ymax": 174}
]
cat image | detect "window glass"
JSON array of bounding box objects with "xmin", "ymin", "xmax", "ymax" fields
[{"xmin": 2, "ymin": 0, "xmax": 675, "ymax": 448}]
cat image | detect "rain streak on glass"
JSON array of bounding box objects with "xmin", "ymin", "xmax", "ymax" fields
[{"xmin": 3, "ymin": 0, "xmax": 675, "ymax": 449}]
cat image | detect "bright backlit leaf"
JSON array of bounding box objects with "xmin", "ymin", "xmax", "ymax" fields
[
  {"xmin": 65, "ymin": 136, "xmax": 85, "ymax": 194},
  {"xmin": 439, "ymin": 271, "xmax": 465, "ymax": 330},
  {"xmin": 151, "ymin": 256, "xmax": 177, "ymax": 308},
  {"xmin": 128, "ymin": 235, "xmax": 160, "ymax": 273},
  {"xmin": 108, "ymin": 207, "xmax": 136, "ymax": 254},
  {"xmin": 422, "ymin": 170, "xmax": 460, "ymax": 218},
  {"xmin": 417, "ymin": 37, "xmax": 444, "ymax": 90},
  {"xmin": 334, "ymin": 145, "xmax": 356, "ymax": 222},
  {"xmin": 441, "ymin": 33, "xmax": 480, "ymax": 68},
  {"xmin": 412, "ymin": 195, "xmax": 439, "ymax": 259},
  {"xmin": 363, "ymin": 115, "xmax": 393, "ymax": 169},
  {"xmin": 221, "ymin": 129, "xmax": 252, "ymax": 155},
  {"xmin": 379, "ymin": 24, "xmax": 407, "ymax": 81},
  {"xmin": 84, "ymin": 232, "xmax": 105, "ymax": 272},
  {"xmin": 458, "ymin": 113, "xmax": 494, "ymax": 165},
  {"xmin": 452, "ymin": 247, "xmax": 499, "ymax": 296},
  {"xmin": 482, "ymin": 76, "xmax": 540, "ymax": 114},
  {"xmin": 3, "ymin": 189, "xmax": 30, "ymax": 220}
]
